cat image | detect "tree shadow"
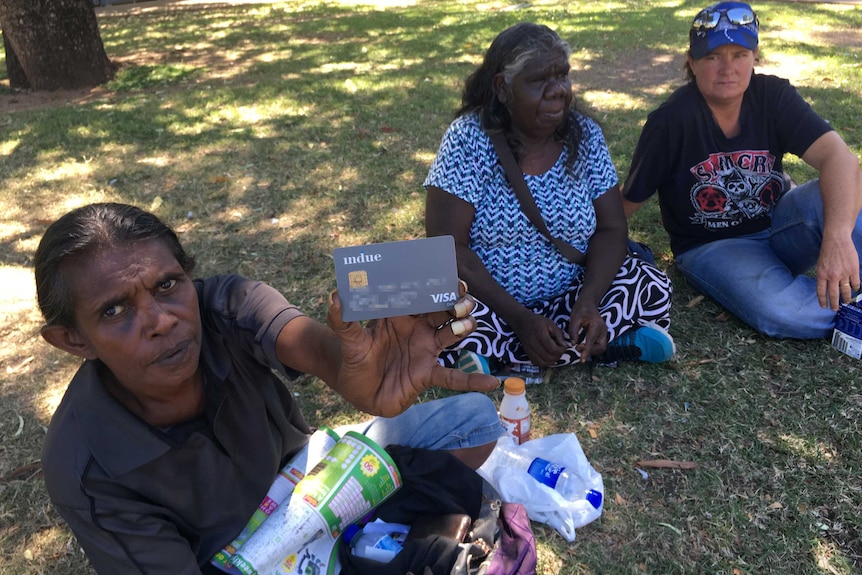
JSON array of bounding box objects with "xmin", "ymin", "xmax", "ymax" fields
[{"xmin": 1, "ymin": 2, "xmax": 861, "ymax": 573}]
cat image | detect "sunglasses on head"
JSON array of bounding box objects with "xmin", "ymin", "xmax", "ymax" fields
[{"xmin": 692, "ymin": 6, "xmax": 758, "ymax": 30}]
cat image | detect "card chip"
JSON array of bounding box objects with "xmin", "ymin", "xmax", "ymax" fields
[{"xmin": 348, "ymin": 270, "xmax": 368, "ymax": 289}]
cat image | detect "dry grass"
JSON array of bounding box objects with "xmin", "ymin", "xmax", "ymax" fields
[{"xmin": 2, "ymin": 1, "xmax": 862, "ymax": 574}]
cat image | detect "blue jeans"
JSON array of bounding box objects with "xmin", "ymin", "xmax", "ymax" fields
[
  {"xmin": 336, "ymin": 393, "xmax": 504, "ymax": 450},
  {"xmin": 675, "ymin": 179, "xmax": 862, "ymax": 339}
]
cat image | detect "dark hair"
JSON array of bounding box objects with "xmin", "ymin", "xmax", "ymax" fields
[
  {"xmin": 34, "ymin": 203, "xmax": 196, "ymax": 327},
  {"xmin": 457, "ymin": 22, "xmax": 583, "ymax": 169}
]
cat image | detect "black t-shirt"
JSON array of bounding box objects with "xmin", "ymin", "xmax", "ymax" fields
[
  {"xmin": 41, "ymin": 275, "xmax": 309, "ymax": 574},
  {"xmin": 623, "ymin": 73, "xmax": 832, "ymax": 256}
]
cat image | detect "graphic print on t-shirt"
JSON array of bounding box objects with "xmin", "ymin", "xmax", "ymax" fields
[{"xmin": 688, "ymin": 150, "xmax": 785, "ymax": 230}]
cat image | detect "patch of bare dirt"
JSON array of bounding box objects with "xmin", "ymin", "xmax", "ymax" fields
[
  {"xmin": 0, "ymin": 36, "xmax": 261, "ymax": 113},
  {"xmin": 0, "ymin": 84, "xmax": 112, "ymax": 113},
  {"xmin": 574, "ymin": 50, "xmax": 686, "ymax": 97},
  {"xmin": 816, "ymin": 27, "xmax": 862, "ymax": 49},
  {"xmin": 0, "ymin": 0, "xmax": 286, "ymax": 114}
]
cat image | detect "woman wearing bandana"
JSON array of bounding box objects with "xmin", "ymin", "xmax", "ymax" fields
[{"xmin": 621, "ymin": 2, "xmax": 862, "ymax": 338}]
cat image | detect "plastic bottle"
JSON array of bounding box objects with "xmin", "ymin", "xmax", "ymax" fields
[
  {"xmin": 491, "ymin": 442, "xmax": 602, "ymax": 509},
  {"xmin": 499, "ymin": 377, "xmax": 531, "ymax": 445},
  {"xmin": 343, "ymin": 524, "xmax": 404, "ymax": 563},
  {"xmin": 511, "ymin": 363, "xmax": 544, "ymax": 385}
]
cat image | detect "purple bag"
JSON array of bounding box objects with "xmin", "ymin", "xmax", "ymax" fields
[{"xmin": 487, "ymin": 502, "xmax": 537, "ymax": 575}]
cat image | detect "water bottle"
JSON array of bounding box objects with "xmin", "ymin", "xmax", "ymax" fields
[
  {"xmin": 511, "ymin": 363, "xmax": 544, "ymax": 385},
  {"xmin": 499, "ymin": 377, "xmax": 531, "ymax": 445},
  {"xmin": 491, "ymin": 442, "xmax": 602, "ymax": 509},
  {"xmin": 343, "ymin": 524, "xmax": 404, "ymax": 563}
]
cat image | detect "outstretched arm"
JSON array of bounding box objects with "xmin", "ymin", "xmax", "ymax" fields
[
  {"xmin": 274, "ymin": 286, "xmax": 499, "ymax": 417},
  {"xmin": 802, "ymin": 131, "xmax": 862, "ymax": 309}
]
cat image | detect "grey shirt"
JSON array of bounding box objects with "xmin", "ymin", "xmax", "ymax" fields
[{"xmin": 41, "ymin": 275, "xmax": 311, "ymax": 574}]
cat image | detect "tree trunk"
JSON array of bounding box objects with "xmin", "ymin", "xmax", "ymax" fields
[
  {"xmin": 0, "ymin": 0, "xmax": 115, "ymax": 91},
  {"xmin": 2, "ymin": 31, "xmax": 28, "ymax": 89}
]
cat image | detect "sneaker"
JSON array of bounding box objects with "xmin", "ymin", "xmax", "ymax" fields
[
  {"xmin": 456, "ymin": 350, "xmax": 551, "ymax": 383},
  {"xmin": 456, "ymin": 349, "xmax": 492, "ymax": 375},
  {"xmin": 598, "ymin": 323, "xmax": 675, "ymax": 364}
]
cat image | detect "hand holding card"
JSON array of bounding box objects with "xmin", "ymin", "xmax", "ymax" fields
[{"xmin": 325, "ymin": 245, "xmax": 499, "ymax": 417}]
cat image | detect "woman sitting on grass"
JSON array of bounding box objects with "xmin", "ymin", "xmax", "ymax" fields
[
  {"xmin": 34, "ymin": 203, "xmax": 502, "ymax": 574},
  {"xmin": 621, "ymin": 2, "xmax": 862, "ymax": 338},
  {"xmin": 424, "ymin": 22, "xmax": 675, "ymax": 381}
]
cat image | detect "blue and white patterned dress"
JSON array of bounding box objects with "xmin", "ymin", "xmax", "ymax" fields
[
  {"xmin": 425, "ymin": 112, "xmax": 673, "ymax": 367},
  {"xmin": 426, "ymin": 113, "xmax": 616, "ymax": 305}
]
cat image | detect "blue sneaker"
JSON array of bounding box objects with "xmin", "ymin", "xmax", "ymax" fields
[
  {"xmin": 456, "ymin": 350, "xmax": 492, "ymax": 375},
  {"xmin": 599, "ymin": 323, "xmax": 675, "ymax": 364}
]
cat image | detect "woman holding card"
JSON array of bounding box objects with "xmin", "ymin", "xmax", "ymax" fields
[
  {"xmin": 425, "ymin": 23, "xmax": 675, "ymax": 378},
  {"xmin": 34, "ymin": 203, "xmax": 503, "ymax": 574}
]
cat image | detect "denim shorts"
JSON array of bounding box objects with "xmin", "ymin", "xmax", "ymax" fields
[{"xmin": 335, "ymin": 392, "xmax": 503, "ymax": 451}]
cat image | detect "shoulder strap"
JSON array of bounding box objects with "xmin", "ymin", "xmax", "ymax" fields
[{"xmin": 487, "ymin": 130, "xmax": 586, "ymax": 265}]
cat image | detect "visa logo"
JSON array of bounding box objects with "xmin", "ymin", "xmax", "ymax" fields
[{"xmin": 431, "ymin": 292, "xmax": 458, "ymax": 304}]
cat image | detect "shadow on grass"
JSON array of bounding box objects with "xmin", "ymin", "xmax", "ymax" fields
[{"xmin": 1, "ymin": 2, "xmax": 862, "ymax": 574}]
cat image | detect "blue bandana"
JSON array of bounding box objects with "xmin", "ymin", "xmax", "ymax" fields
[{"xmin": 689, "ymin": 2, "xmax": 759, "ymax": 60}]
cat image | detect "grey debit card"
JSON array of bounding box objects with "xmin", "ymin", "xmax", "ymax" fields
[{"xmin": 333, "ymin": 236, "xmax": 459, "ymax": 321}]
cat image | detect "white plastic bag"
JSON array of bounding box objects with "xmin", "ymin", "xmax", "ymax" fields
[{"xmin": 477, "ymin": 434, "xmax": 604, "ymax": 542}]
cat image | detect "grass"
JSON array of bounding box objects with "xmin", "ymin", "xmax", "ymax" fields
[{"xmin": 1, "ymin": 0, "xmax": 862, "ymax": 573}]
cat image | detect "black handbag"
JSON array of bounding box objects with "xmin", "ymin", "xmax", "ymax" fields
[{"xmin": 338, "ymin": 446, "xmax": 536, "ymax": 575}]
